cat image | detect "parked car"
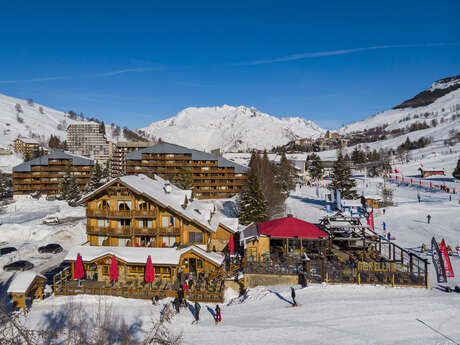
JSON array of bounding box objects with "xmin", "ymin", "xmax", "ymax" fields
[
  {"xmin": 38, "ymin": 243, "xmax": 63, "ymax": 254},
  {"xmin": 42, "ymin": 216, "xmax": 59, "ymax": 224},
  {"xmin": 0, "ymin": 247, "xmax": 17, "ymax": 256},
  {"xmin": 3, "ymin": 260, "xmax": 34, "ymax": 271}
]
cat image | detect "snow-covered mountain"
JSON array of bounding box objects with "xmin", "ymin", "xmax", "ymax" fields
[
  {"xmin": 139, "ymin": 105, "xmax": 324, "ymax": 152},
  {"xmin": 339, "ymin": 76, "xmax": 460, "ymax": 136},
  {"xmin": 0, "ymin": 93, "xmax": 134, "ymax": 150}
]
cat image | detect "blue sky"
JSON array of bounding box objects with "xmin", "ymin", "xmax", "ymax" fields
[{"xmin": 0, "ymin": 0, "xmax": 459, "ymax": 129}]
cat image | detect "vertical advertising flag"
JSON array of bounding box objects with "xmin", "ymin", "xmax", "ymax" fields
[
  {"xmin": 431, "ymin": 237, "xmax": 447, "ymax": 283},
  {"xmin": 367, "ymin": 212, "xmax": 374, "ymax": 231},
  {"xmin": 440, "ymin": 239, "xmax": 455, "ymax": 278},
  {"xmin": 336, "ymin": 190, "xmax": 342, "ymax": 211}
]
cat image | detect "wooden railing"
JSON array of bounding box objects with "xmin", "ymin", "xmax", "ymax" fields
[{"xmin": 86, "ymin": 209, "xmax": 158, "ymax": 218}]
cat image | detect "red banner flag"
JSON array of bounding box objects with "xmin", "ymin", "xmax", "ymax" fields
[
  {"xmin": 367, "ymin": 212, "xmax": 374, "ymax": 231},
  {"xmin": 440, "ymin": 239, "xmax": 455, "ymax": 278}
]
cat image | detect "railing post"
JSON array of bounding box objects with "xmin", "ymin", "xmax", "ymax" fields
[{"xmin": 424, "ymin": 260, "xmax": 429, "ymax": 289}]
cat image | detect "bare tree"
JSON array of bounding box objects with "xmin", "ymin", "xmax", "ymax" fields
[{"xmin": 15, "ymin": 104, "xmax": 23, "ymax": 114}]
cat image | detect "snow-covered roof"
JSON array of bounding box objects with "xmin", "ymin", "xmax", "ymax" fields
[
  {"xmin": 341, "ymin": 199, "xmax": 362, "ymax": 207},
  {"xmin": 80, "ymin": 174, "xmax": 238, "ymax": 233},
  {"xmin": 7, "ymin": 271, "xmax": 45, "ymax": 294},
  {"xmin": 126, "ymin": 142, "xmax": 248, "ymax": 174},
  {"xmin": 15, "ymin": 137, "xmax": 39, "ymax": 144},
  {"xmin": 13, "ymin": 151, "xmax": 94, "ymax": 172},
  {"xmin": 64, "ymin": 245, "xmax": 224, "ymax": 266}
]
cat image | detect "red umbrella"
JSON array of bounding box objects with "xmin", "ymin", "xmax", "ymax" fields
[
  {"xmin": 73, "ymin": 253, "xmax": 85, "ymax": 280},
  {"xmin": 109, "ymin": 255, "xmax": 119, "ymax": 282},
  {"xmin": 228, "ymin": 234, "xmax": 235, "ymax": 256},
  {"xmin": 144, "ymin": 255, "xmax": 155, "ymax": 283}
]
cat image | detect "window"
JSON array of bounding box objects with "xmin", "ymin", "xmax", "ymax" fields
[
  {"xmin": 97, "ymin": 218, "xmax": 109, "ymax": 227},
  {"xmin": 163, "ymin": 236, "xmax": 175, "ymax": 247},
  {"xmin": 188, "ymin": 232, "xmax": 203, "ymax": 244},
  {"xmin": 138, "ymin": 201, "xmax": 150, "ymax": 210},
  {"xmin": 102, "ymin": 266, "xmax": 109, "ymax": 275},
  {"xmin": 118, "ymin": 219, "xmax": 131, "ymax": 228},
  {"xmin": 161, "ymin": 216, "xmax": 175, "ymax": 228},
  {"xmin": 197, "ymin": 259, "xmax": 203, "ymax": 269},
  {"xmin": 97, "ymin": 200, "xmax": 110, "ymax": 209},
  {"xmin": 138, "ymin": 219, "xmax": 152, "ymax": 228},
  {"xmin": 118, "ymin": 201, "xmax": 131, "ymax": 210},
  {"xmin": 129, "ymin": 266, "xmax": 144, "ymax": 274}
]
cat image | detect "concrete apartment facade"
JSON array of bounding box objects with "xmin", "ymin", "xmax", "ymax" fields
[
  {"xmin": 111, "ymin": 141, "xmax": 157, "ymax": 178},
  {"xmin": 66, "ymin": 123, "xmax": 111, "ymax": 165}
]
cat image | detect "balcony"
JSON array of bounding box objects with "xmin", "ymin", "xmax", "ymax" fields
[
  {"xmin": 87, "ymin": 225, "xmax": 132, "ymax": 236},
  {"xmin": 158, "ymin": 227, "xmax": 181, "ymax": 236},
  {"xmin": 86, "ymin": 209, "xmax": 158, "ymax": 218}
]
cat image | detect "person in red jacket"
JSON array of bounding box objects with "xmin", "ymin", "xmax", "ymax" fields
[{"xmin": 215, "ymin": 305, "xmax": 222, "ymax": 324}]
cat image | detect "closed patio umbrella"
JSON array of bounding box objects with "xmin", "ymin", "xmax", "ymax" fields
[
  {"xmin": 74, "ymin": 253, "xmax": 84, "ymax": 286},
  {"xmin": 145, "ymin": 255, "xmax": 155, "ymax": 288},
  {"xmin": 109, "ymin": 255, "xmax": 119, "ymax": 284}
]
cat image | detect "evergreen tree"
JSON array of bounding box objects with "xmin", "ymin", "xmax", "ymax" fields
[
  {"xmin": 329, "ymin": 152, "xmax": 357, "ymax": 199},
  {"xmin": 85, "ymin": 163, "xmax": 104, "ymax": 193},
  {"xmin": 453, "ymin": 159, "xmax": 460, "ymax": 180},
  {"xmin": 308, "ymin": 153, "xmax": 323, "ymax": 180},
  {"xmin": 99, "ymin": 121, "xmax": 106, "ymax": 135},
  {"xmin": 102, "ymin": 161, "xmax": 110, "ymax": 183},
  {"xmin": 172, "ymin": 166, "xmax": 193, "ymax": 190},
  {"xmin": 275, "ymin": 152, "xmax": 296, "ymax": 197},
  {"xmin": 238, "ymin": 171, "xmax": 268, "ymax": 225},
  {"xmin": 58, "ymin": 165, "xmax": 73, "ymax": 201},
  {"xmin": 0, "ymin": 173, "xmax": 11, "ymax": 198},
  {"xmin": 67, "ymin": 176, "xmax": 82, "ymax": 204}
]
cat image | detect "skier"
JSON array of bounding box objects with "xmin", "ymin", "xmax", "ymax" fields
[
  {"xmin": 194, "ymin": 301, "xmax": 201, "ymax": 323},
  {"xmin": 215, "ymin": 304, "xmax": 222, "ymax": 324},
  {"xmin": 290, "ymin": 286, "xmax": 297, "ymax": 306},
  {"xmin": 421, "ymin": 243, "xmax": 426, "ymax": 253},
  {"xmin": 173, "ymin": 298, "xmax": 180, "ymax": 313},
  {"xmin": 426, "ymin": 214, "xmax": 431, "ymax": 224},
  {"xmin": 382, "ymin": 221, "xmax": 386, "ymax": 231},
  {"xmin": 387, "ymin": 232, "xmax": 391, "ymax": 241}
]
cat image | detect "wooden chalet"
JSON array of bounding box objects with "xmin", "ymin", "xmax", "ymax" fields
[
  {"xmin": 7, "ymin": 271, "xmax": 46, "ymax": 311},
  {"xmin": 240, "ymin": 216, "xmax": 329, "ymax": 262},
  {"xmin": 79, "ymin": 174, "xmax": 237, "ymax": 251},
  {"xmin": 64, "ymin": 245, "xmax": 224, "ymax": 283}
]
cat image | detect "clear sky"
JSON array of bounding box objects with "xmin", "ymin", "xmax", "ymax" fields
[{"xmin": 0, "ymin": 0, "xmax": 459, "ymax": 129}]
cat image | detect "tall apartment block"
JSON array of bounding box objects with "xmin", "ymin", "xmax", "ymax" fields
[
  {"xmin": 125, "ymin": 142, "xmax": 248, "ymax": 199},
  {"xmin": 66, "ymin": 123, "xmax": 111, "ymax": 165},
  {"xmin": 111, "ymin": 141, "xmax": 157, "ymax": 178},
  {"xmin": 12, "ymin": 152, "xmax": 94, "ymax": 198}
]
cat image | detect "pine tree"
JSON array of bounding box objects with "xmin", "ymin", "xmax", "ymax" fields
[
  {"xmin": 102, "ymin": 161, "xmax": 110, "ymax": 183},
  {"xmin": 0, "ymin": 173, "xmax": 11, "ymax": 198},
  {"xmin": 329, "ymin": 152, "xmax": 357, "ymax": 199},
  {"xmin": 172, "ymin": 166, "xmax": 193, "ymax": 190},
  {"xmin": 67, "ymin": 176, "xmax": 82, "ymax": 204},
  {"xmin": 453, "ymin": 159, "xmax": 460, "ymax": 180},
  {"xmin": 308, "ymin": 153, "xmax": 323, "ymax": 180},
  {"xmin": 275, "ymin": 152, "xmax": 296, "ymax": 197},
  {"xmin": 85, "ymin": 163, "xmax": 104, "ymax": 193},
  {"xmin": 58, "ymin": 165, "xmax": 73, "ymax": 200},
  {"xmin": 238, "ymin": 171, "xmax": 268, "ymax": 225}
]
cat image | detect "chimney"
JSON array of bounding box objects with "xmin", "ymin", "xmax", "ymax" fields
[
  {"xmin": 164, "ymin": 183, "xmax": 172, "ymax": 194},
  {"xmin": 287, "ymin": 213, "xmax": 293, "ymax": 218}
]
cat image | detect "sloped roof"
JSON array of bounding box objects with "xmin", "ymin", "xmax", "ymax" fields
[
  {"xmin": 16, "ymin": 137, "xmax": 39, "ymax": 144},
  {"xmin": 126, "ymin": 142, "xmax": 248, "ymax": 174},
  {"xmin": 257, "ymin": 217, "xmax": 328, "ymax": 239},
  {"xmin": 79, "ymin": 174, "xmax": 238, "ymax": 233},
  {"xmin": 64, "ymin": 245, "xmax": 224, "ymax": 266},
  {"xmin": 7, "ymin": 271, "xmax": 46, "ymax": 294},
  {"xmin": 13, "ymin": 151, "xmax": 94, "ymax": 172}
]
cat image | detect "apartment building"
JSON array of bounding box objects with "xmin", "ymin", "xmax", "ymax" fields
[
  {"xmin": 66, "ymin": 122, "xmax": 111, "ymax": 165},
  {"xmin": 125, "ymin": 142, "xmax": 248, "ymax": 199},
  {"xmin": 12, "ymin": 152, "xmax": 94, "ymax": 197},
  {"xmin": 13, "ymin": 137, "xmax": 41, "ymax": 156},
  {"xmin": 111, "ymin": 141, "xmax": 156, "ymax": 178}
]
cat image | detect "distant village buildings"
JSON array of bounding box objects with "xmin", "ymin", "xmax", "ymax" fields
[
  {"xmin": 13, "ymin": 137, "xmax": 48, "ymax": 157},
  {"xmin": 111, "ymin": 141, "xmax": 157, "ymax": 178},
  {"xmin": 125, "ymin": 142, "xmax": 248, "ymax": 199},
  {"xmin": 12, "ymin": 152, "xmax": 94, "ymax": 198},
  {"xmin": 66, "ymin": 123, "xmax": 111, "ymax": 165}
]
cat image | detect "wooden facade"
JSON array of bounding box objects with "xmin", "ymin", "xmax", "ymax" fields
[
  {"xmin": 8, "ymin": 274, "xmax": 46, "ymax": 311},
  {"xmin": 81, "ymin": 177, "xmax": 235, "ymax": 250},
  {"xmin": 111, "ymin": 141, "xmax": 157, "ymax": 178},
  {"xmin": 12, "ymin": 152, "xmax": 94, "ymax": 196},
  {"xmin": 125, "ymin": 142, "xmax": 248, "ymax": 199},
  {"xmin": 13, "ymin": 137, "xmax": 39, "ymax": 156}
]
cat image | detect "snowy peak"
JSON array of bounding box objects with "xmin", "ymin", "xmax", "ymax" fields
[
  {"xmin": 394, "ymin": 75, "xmax": 460, "ymax": 109},
  {"xmin": 140, "ymin": 105, "xmax": 324, "ymax": 152}
]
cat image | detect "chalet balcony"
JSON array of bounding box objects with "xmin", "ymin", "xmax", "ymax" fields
[
  {"xmin": 86, "ymin": 209, "xmax": 158, "ymax": 218},
  {"xmin": 158, "ymin": 227, "xmax": 181, "ymax": 236},
  {"xmin": 87, "ymin": 225, "xmax": 132, "ymax": 236}
]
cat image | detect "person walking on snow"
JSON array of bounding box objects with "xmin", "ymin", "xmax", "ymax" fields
[
  {"xmin": 387, "ymin": 232, "xmax": 391, "ymax": 241},
  {"xmin": 194, "ymin": 301, "xmax": 201, "ymax": 323},
  {"xmin": 215, "ymin": 305, "xmax": 222, "ymax": 324},
  {"xmin": 290, "ymin": 286, "xmax": 297, "ymax": 306},
  {"xmin": 427, "ymin": 214, "xmax": 431, "ymax": 224}
]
